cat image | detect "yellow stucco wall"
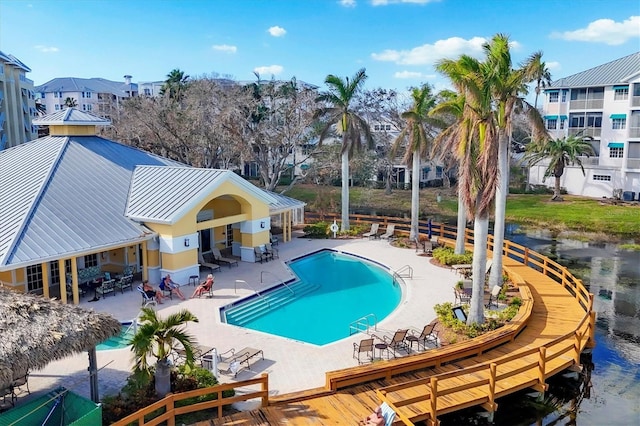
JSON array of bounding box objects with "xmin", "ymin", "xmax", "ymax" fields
[
  {"xmin": 0, "ymin": 271, "xmax": 13, "ymax": 284},
  {"xmin": 161, "ymin": 250, "xmax": 197, "ymax": 271},
  {"xmin": 147, "ymin": 248, "xmax": 160, "ymax": 268}
]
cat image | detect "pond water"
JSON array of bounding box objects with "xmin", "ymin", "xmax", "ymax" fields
[{"xmin": 442, "ymin": 225, "xmax": 640, "ymax": 425}]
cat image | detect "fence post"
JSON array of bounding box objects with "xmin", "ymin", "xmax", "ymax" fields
[
  {"xmin": 261, "ymin": 373, "xmax": 269, "ymax": 407},
  {"xmin": 488, "ymin": 363, "xmax": 497, "ymax": 418},
  {"xmin": 538, "ymin": 346, "xmax": 547, "ymax": 397},
  {"xmin": 429, "ymin": 377, "xmax": 438, "ymax": 424},
  {"xmin": 573, "ymin": 331, "xmax": 581, "ymax": 363},
  {"xmin": 523, "ymin": 247, "xmax": 529, "ymax": 266},
  {"xmin": 166, "ymin": 395, "xmax": 175, "ymax": 426}
]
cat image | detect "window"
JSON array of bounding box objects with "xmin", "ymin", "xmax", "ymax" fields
[
  {"xmin": 84, "ymin": 254, "xmax": 98, "ymax": 268},
  {"xmin": 548, "ymin": 92, "xmax": 559, "ymax": 103},
  {"xmin": 614, "ymin": 87, "xmax": 629, "ymax": 101},
  {"xmin": 55, "ymin": 104, "xmax": 60, "ymax": 111},
  {"xmin": 546, "ymin": 119, "xmax": 557, "ymax": 130},
  {"xmin": 593, "ymin": 175, "xmax": 611, "ymax": 181},
  {"xmin": 612, "ymin": 118, "xmax": 626, "ymax": 130},
  {"xmin": 144, "ymin": 88, "xmax": 151, "ymax": 96},
  {"xmin": 82, "ymin": 104, "xmax": 93, "ymax": 111},
  {"xmin": 82, "ymin": 91, "xmax": 92, "ymax": 98},
  {"xmin": 374, "ymin": 124, "xmax": 381, "ymax": 131},
  {"xmin": 385, "ymin": 124, "xmax": 391, "ymax": 131},
  {"xmin": 26, "ymin": 264, "xmax": 43, "ymax": 292},
  {"xmin": 610, "ymin": 147, "xmax": 624, "ymax": 158},
  {"xmin": 586, "ymin": 113, "xmax": 602, "ymax": 128},
  {"xmin": 561, "ymin": 90, "xmax": 568, "ymax": 102},
  {"xmin": 54, "ymin": 91, "xmax": 62, "ymax": 98},
  {"xmin": 560, "ymin": 119, "xmax": 566, "ymax": 129}
]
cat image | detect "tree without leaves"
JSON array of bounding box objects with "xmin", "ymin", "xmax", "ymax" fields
[{"xmin": 315, "ymin": 68, "xmax": 373, "ymax": 231}]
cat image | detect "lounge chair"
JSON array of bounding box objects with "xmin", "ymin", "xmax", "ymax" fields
[
  {"xmin": 353, "ymin": 338, "xmax": 374, "ymax": 364},
  {"xmin": 254, "ymin": 246, "xmax": 269, "ymax": 263},
  {"xmin": 212, "ymin": 247, "xmax": 239, "ymax": 268},
  {"xmin": 362, "ymin": 223, "xmax": 380, "ymax": 239},
  {"xmin": 379, "ymin": 224, "xmax": 396, "ymax": 240},
  {"xmin": 423, "ymin": 241, "xmax": 434, "ymax": 256},
  {"xmin": 379, "ymin": 402, "xmax": 396, "ymax": 426},
  {"xmin": 217, "ymin": 346, "xmax": 264, "ymax": 377},
  {"xmin": 137, "ymin": 285, "xmax": 157, "ymax": 308},
  {"xmin": 373, "ymin": 329, "xmax": 409, "ymax": 357},
  {"xmin": 198, "ymin": 251, "xmax": 222, "ymax": 273},
  {"xmin": 405, "ymin": 323, "xmax": 439, "ymax": 352}
]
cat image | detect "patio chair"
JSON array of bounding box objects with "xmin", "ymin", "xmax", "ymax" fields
[
  {"xmin": 362, "ymin": 223, "xmax": 380, "ymax": 239},
  {"xmin": 485, "ymin": 284, "xmax": 503, "ymax": 309},
  {"xmin": 269, "ymin": 233, "xmax": 279, "ymax": 246},
  {"xmin": 265, "ymin": 243, "xmax": 279, "ymax": 259},
  {"xmin": 254, "ymin": 246, "xmax": 269, "ymax": 263},
  {"xmin": 11, "ymin": 368, "xmax": 29, "ymax": 396},
  {"xmin": 405, "ymin": 323, "xmax": 439, "ymax": 352},
  {"xmin": 212, "ymin": 247, "xmax": 239, "ymax": 268},
  {"xmin": 116, "ymin": 274, "xmax": 133, "ymax": 293},
  {"xmin": 423, "ymin": 241, "xmax": 434, "ymax": 256},
  {"xmin": 379, "ymin": 224, "xmax": 396, "ymax": 240},
  {"xmin": 373, "ymin": 329, "xmax": 409, "ymax": 357},
  {"xmin": 159, "ymin": 281, "xmax": 173, "ymax": 300},
  {"xmin": 96, "ymin": 279, "xmax": 116, "ymax": 297},
  {"xmin": 353, "ymin": 338, "xmax": 374, "ymax": 364},
  {"xmin": 198, "ymin": 251, "xmax": 221, "ymax": 273},
  {"xmin": 217, "ymin": 346, "xmax": 265, "ymax": 377},
  {"xmin": 454, "ymin": 286, "xmax": 472, "ymax": 305},
  {"xmin": 0, "ymin": 384, "xmax": 14, "ymax": 411},
  {"xmin": 137, "ymin": 285, "xmax": 157, "ymax": 308}
]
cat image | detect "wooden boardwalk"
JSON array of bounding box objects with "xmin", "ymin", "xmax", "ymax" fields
[{"xmin": 205, "ymin": 239, "xmax": 593, "ymax": 425}]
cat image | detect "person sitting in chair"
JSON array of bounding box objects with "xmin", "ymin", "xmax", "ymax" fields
[
  {"xmin": 191, "ymin": 274, "xmax": 214, "ymax": 298},
  {"xmin": 360, "ymin": 406, "xmax": 385, "ymax": 425},
  {"xmin": 142, "ymin": 280, "xmax": 164, "ymax": 304},
  {"xmin": 161, "ymin": 274, "xmax": 186, "ymax": 300}
]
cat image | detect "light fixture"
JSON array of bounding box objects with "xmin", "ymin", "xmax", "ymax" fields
[
  {"xmin": 260, "ymin": 221, "xmax": 265, "ymax": 229},
  {"xmin": 184, "ymin": 238, "xmax": 190, "ymax": 247}
]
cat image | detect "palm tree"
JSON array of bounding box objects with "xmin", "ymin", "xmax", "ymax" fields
[
  {"xmin": 525, "ymin": 135, "xmax": 595, "ymax": 201},
  {"xmin": 392, "ymin": 84, "xmax": 439, "ymax": 240},
  {"xmin": 431, "ymin": 89, "xmax": 468, "ymax": 255},
  {"xmin": 130, "ymin": 307, "xmax": 199, "ymax": 396},
  {"xmin": 529, "ymin": 51, "xmax": 552, "ymax": 110},
  {"xmin": 160, "ymin": 68, "xmax": 190, "ymax": 100},
  {"xmin": 436, "ymin": 55, "xmax": 498, "ymax": 325},
  {"xmin": 315, "ymin": 68, "xmax": 373, "ymax": 231},
  {"xmin": 63, "ymin": 97, "xmax": 78, "ymax": 108}
]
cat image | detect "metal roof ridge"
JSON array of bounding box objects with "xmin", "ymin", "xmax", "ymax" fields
[{"xmin": 0, "ymin": 138, "xmax": 70, "ymax": 267}]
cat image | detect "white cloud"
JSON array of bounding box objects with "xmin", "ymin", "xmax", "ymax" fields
[
  {"xmin": 546, "ymin": 61, "xmax": 561, "ymax": 71},
  {"xmin": 394, "ymin": 71, "xmax": 421, "ymax": 79},
  {"xmin": 339, "ymin": 0, "xmax": 356, "ymax": 7},
  {"xmin": 268, "ymin": 26, "xmax": 287, "ymax": 37},
  {"xmin": 212, "ymin": 44, "xmax": 237, "ymax": 53},
  {"xmin": 372, "ymin": 36, "xmax": 486, "ymax": 65},
  {"xmin": 253, "ymin": 65, "xmax": 284, "ymax": 76},
  {"xmin": 551, "ymin": 16, "xmax": 640, "ymax": 45},
  {"xmin": 372, "ymin": 0, "xmax": 438, "ymax": 5},
  {"xmin": 34, "ymin": 45, "xmax": 59, "ymax": 53}
]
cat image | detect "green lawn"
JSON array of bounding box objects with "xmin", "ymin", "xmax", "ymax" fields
[{"xmin": 282, "ymin": 185, "xmax": 640, "ymax": 238}]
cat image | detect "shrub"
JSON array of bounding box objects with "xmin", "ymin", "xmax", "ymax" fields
[
  {"xmin": 303, "ymin": 221, "xmax": 329, "ymax": 238},
  {"xmin": 432, "ymin": 247, "xmax": 473, "ymax": 266}
]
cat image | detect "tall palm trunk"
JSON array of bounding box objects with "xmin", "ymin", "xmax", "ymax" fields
[
  {"xmin": 455, "ymin": 189, "xmax": 467, "ymax": 254},
  {"xmin": 410, "ymin": 154, "xmax": 420, "ymax": 240},
  {"xmin": 468, "ymin": 199, "xmax": 488, "ymax": 325},
  {"xmin": 341, "ymin": 150, "xmax": 350, "ymax": 231},
  {"xmin": 489, "ymin": 131, "xmax": 509, "ymax": 288}
]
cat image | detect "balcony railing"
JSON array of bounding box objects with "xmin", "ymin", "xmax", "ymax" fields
[
  {"xmin": 632, "ymin": 96, "xmax": 640, "ymax": 107},
  {"xmin": 629, "ymin": 127, "xmax": 640, "ymax": 138},
  {"xmin": 568, "ymin": 127, "xmax": 601, "ymax": 138},
  {"xmin": 576, "ymin": 156, "xmax": 600, "ymax": 165},
  {"xmin": 569, "ymin": 99, "xmax": 604, "ymax": 109}
]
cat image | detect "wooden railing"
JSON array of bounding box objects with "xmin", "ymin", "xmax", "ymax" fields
[{"xmin": 111, "ymin": 374, "xmax": 269, "ymax": 426}]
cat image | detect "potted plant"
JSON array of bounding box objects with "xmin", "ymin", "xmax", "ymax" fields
[{"xmin": 130, "ymin": 307, "xmax": 199, "ymax": 396}]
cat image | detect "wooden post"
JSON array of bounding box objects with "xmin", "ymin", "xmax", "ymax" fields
[
  {"xmin": 261, "ymin": 373, "xmax": 269, "ymax": 407},
  {"xmin": 538, "ymin": 347, "xmax": 547, "ymax": 397},
  {"xmin": 587, "ymin": 311, "xmax": 597, "ymax": 348},
  {"xmin": 166, "ymin": 395, "xmax": 175, "ymax": 426},
  {"xmin": 573, "ymin": 331, "xmax": 581, "ymax": 363},
  {"xmin": 429, "ymin": 377, "xmax": 438, "ymax": 425},
  {"xmin": 488, "ymin": 363, "xmax": 497, "ymax": 419},
  {"xmin": 41, "ymin": 261, "xmax": 50, "ymax": 300},
  {"xmin": 523, "ymin": 247, "xmax": 529, "ymax": 266}
]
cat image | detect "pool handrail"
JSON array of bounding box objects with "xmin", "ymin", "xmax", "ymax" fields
[
  {"xmin": 394, "ymin": 265, "xmax": 413, "ymax": 279},
  {"xmin": 234, "ymin": 279, "xmax": 270, "ymax": 307},
  {"xmin": 260, "ymin": 270, "xmax": 294, "ymax": 296},
  {"xmin": 349, "ymin": 313, "xmax": 378, "ymax": 335}
]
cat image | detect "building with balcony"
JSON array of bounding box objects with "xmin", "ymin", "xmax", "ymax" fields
[
  {"xmin": 35, "ymin": 75, "xmax": 138, "ymax": 119},
  {"xmin": 530, "ymin": 52, "xmax": 640, "ymax": 199},
  {"xmin": 0, "ymin": 51, "xmax": 38, "ymax": 150}
]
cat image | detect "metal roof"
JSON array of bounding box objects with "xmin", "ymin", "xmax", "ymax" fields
[
  {"xmin": 34, "ymin": 77, "xmax": 137, "ymax": 97},
  {"xmin": 0, "ymin": 50, "xmax": 31, "ymax": 72},
  {"xmin": 127, "ymin": 167, "xmax": 277, "ymax": 224},
  {"xmin": 267, "ymin": 191, "xmax": 306, "ymax": 214},
  {"xmin": 0, "ymin": 136, "xmax": 180, "ymax": 269},
  {"xmin": 32, "ymin": 107, "xmax": 111, "ymax": 126},
  {"xmin": 549, "ymin": 52, "xmax": 640, "ymax": 89}
]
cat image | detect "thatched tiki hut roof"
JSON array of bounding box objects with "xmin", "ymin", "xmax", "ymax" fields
[{"xmin": 0, "ymin": 287, "xmax": 121, "ymax": 386}]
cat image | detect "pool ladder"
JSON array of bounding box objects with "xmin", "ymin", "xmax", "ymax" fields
[
  {"xmin": 235, "ymin": 279, "xmax": 270, "ymax": 307},
  {"xmin": 349, "ymin": 313, "xmax": 378, "ymax": 335},
  {"xmin": 261, "ymin": 270, "xmax": 294, "ymax": 295}
]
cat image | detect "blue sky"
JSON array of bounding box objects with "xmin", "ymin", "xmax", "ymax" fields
[{"xmin": 1, "ymin": 0, "xmax": 639, "ymax": 95}]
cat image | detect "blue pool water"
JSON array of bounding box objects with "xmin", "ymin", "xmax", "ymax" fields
[
  {"xmin": 222, "ymin": 249, "xmax": 402, "ymax": 345},
  {"xmin": 96, "ymin": 322, "xmax": 135, "ymax": 351}
]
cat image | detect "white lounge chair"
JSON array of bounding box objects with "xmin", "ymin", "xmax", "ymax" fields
[
  {"xmin": 362, "ymin": 223, "xmax": 380, "ymax": 239},
  {"xmin": 379, "ymin": 224, "xmax": 396, "ymax": 240},
  {"xmin": 212, "ymin": 247, "xmax": 239, "ymax": 268}
]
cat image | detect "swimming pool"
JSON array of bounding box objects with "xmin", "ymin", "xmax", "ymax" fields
[
  {"xmin": 96, "ymin": 321, "xmax": 136, "ymax": 351},
  {"xmin": 221, "ymin": 249, "xmax": 402, "ymax": 345}
]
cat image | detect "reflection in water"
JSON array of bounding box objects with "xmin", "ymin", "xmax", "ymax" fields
[{"xmin": 441, "ymin": 225, "xmax": 640, "ymax": 425}]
